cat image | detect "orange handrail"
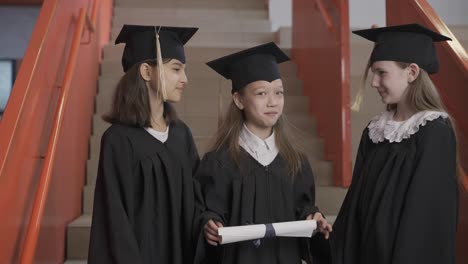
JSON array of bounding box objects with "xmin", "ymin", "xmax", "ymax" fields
[
  {"xmin": 19, "ymin": 7, "xmax": 90, "ymax": 263},
  {"xmin": 410, "ymin": 0, "xmax": 468, "ymax": 78},
  {"xmin": 0, "ymin": 0, "xmax": 59, "ymax": 182},
  {"xmin": 90, "ymin": 0, "xmax": 99, "ymax": 25},
  {"xmin": 0, "ymin": 0, "xmax": 112, "ymax": 262},
  {"xmin": 315, "ymin": 0, "xmax": 334, "ymax": 30},
  {"xmin": 0, "ymin": 0, "xmax": 62, "ymax": 260}
]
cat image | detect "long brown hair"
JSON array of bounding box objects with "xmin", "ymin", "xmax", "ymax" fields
[
  {"xmin": 103, "ymin": 59, "xmax": 177, "ymax": 126},
  {"xmin": 209, "ymin": 89, "xmax": 303, "ymax": 176}
]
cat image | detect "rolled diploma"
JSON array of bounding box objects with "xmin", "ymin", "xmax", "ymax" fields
[{"xmin": 218, "ymin": 220, "xmax": 317, "ymax": 244}]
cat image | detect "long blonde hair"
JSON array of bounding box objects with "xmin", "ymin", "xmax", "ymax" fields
[
  {"xmin": 209, "ymin": 90, "xmax": 303, "ymax": 177},
  {"xmin": 395, "ymin": 62, "xmax": 465, "ymax": 188},
  {"xmin": 353, "ymin": 60, "xmax": 465, "ymax": 188},
  {"xmin": 388, "ymin": 62, "xmax": 445, "ymax": 112}
]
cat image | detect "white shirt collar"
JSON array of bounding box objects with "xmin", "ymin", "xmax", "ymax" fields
[{"xmin": 239, "ymin": 124, "xmax": 278, "ymax": 166}]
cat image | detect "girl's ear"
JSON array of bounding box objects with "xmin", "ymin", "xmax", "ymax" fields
[
  {"xmin": 408, "ymin": 63, "xmax": 420, "ymax": 83},
  {"xmin": 232, "ymin": 92, "xmax": 244, "ymax": 110},
  {"xmin": 139, "ymin": 62, "xmax": 153, "ymax": 82}
]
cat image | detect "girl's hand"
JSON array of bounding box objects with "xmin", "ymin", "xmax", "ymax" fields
[
  {"xmin": 307, "ymin": 212, "xmax": 333, "ymax": 239},
  {"xmin": 204, "ymin": 219, "xmax": 224, "ymax": 246}
]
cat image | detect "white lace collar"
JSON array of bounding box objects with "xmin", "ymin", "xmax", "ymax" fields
[{"xmin": 368, "ymin": 110, "xmax": 448, "ymax": 143}]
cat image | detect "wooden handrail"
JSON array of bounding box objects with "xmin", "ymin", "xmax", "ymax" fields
[
  {"xmin": 19, "ymin": 7, "xmax": 88, "ymax": 264},
  {"xmin": 315, "ymin": 0, "xmax": 334, "ymax": 30}
]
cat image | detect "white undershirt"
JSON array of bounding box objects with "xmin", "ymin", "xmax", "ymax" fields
[
  {"xmin": 239, "ymin": 124, "xmax": 279, "ymax": 166},
  {"xmin": 145, "ymin": 126, "xmax": 169, "ymax": 143}
]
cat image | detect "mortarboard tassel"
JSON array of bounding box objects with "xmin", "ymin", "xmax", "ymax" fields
[
  {"xmin": 351, "ymin": 57, "xmax": 373, "ymax": 112},
  {"xmin": 155, "ymin": 27, "xmax": 168, "ymax": 101},
  {"xmin": 350, "ymin": 85, "xmax": 364, "ymax": 112}
]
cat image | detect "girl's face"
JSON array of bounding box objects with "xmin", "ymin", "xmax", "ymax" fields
[
  {"xmin": 234, "ymin": 79, "xmax": 284, "ymax": 134},
  {"xmin": 147, "ymin": 59, "xmax": 188, "ymax": 103},
  {"xmin": 370, "ymin": 61, "xmax": 412, "ymax": 105}
]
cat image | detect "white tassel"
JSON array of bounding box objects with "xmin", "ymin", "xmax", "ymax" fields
[{"xmin": 155, "ymin": 27, "xmax": 168, "ymax": 101}]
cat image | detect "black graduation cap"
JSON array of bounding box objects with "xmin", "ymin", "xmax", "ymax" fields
[
  {"xmin": 352, "ymin": 23, "xmax": 451, "ymax": 74},
  {"xmin": 115, "ymin": 24, "xmax": 198, "ymax": 72},
  {"xmin": 206, "ymin": 42, "xmax": 290, "ymax": 93}
]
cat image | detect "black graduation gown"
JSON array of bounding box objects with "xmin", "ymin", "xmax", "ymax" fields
[
  {"xmin": 194, "ymin": 148, "xmax": 321, "ymax": 264},
  {"xmin": 88, "ymin": 121, "xmax": 200, "ymax": 264},
  {"xmin": 330, "ymin": 117, "xmax": 459, "ymax": 264}
]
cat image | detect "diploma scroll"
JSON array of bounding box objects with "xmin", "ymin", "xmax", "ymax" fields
[{"xmin": 218, "ymin": 220, "xmax": 317, "ymax": 244}]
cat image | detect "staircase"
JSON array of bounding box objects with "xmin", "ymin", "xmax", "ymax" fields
[
  {"xmin": 64, "ymin": 0, "xmax": 468, "ymax": 259},
  {"xmin": 64, "ymin": 0, "xmax": 347, "ymax": 262}
]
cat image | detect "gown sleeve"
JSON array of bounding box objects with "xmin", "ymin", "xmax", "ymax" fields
[
  {"xmin": 392, "ymin": 119, "xmax": 458, "ymax": 264},
  {"xmin": 88, "ymin": 129, "xmax": 142, "ymax": 264},
  {"xmin": 196, "ymin": 153, "xmax": 232, "ymax": 224},
  {"xmin": 329, "ymin": 127, "xmax": 369, "ymax": 263},
  {"xmin": 185, "ymin": 124, "xmax": 200, "ymax": 174},
  {"xmin": 352, "ymin": 128, "xmax": 369, "ymax": 184},
  {"xmin": 193, "ymin": 152, "xmax": 231, "ymax": 264},
  {"xmin": 294, "ymin": 157, "xmax": 320, "ymax": 220},
  {"xmin": 294, "ymin": 158, "xmax": 332, "ymax": 264}
]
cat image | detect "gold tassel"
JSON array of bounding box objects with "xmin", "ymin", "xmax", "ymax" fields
[
  {"xmin": 155, "ymin": 27, "xmax": 168, "ymax": 102},
  {"xmin": 350, "ymin": 86, "xmax": 364, "ymax": 112}
]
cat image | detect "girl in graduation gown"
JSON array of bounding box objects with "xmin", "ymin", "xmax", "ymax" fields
[
  {"xmin": 88, "ymin": 25, "xmax": 201, "ymax": 264},
  {"xmin": 193, "ymin": 42, "xmax": 332, "ymax": 264},
  {"xmin": 331, "ymin": 24, "xmax": 461, "ymax": 264}
]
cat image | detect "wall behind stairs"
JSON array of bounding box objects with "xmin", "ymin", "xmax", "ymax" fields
[
  {"xmin": 269, "ymin": 0, "xmax": 292, "ymax": 31},
  {"xmin": 0, "ymin": 6, "xmax": 40, "ymax": 58},
  {"xmin": 269, "ymin": 0, "xmax": 468, "ymax": 31}
]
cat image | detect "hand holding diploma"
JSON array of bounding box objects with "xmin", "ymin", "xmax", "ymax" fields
[
  {"xmin": 307, "ymin": 212, "xmax": 333, "ymax": 239},
  {"xmin": 204, "ymin": 219, "xmax": 224, "ymax": 246}
]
